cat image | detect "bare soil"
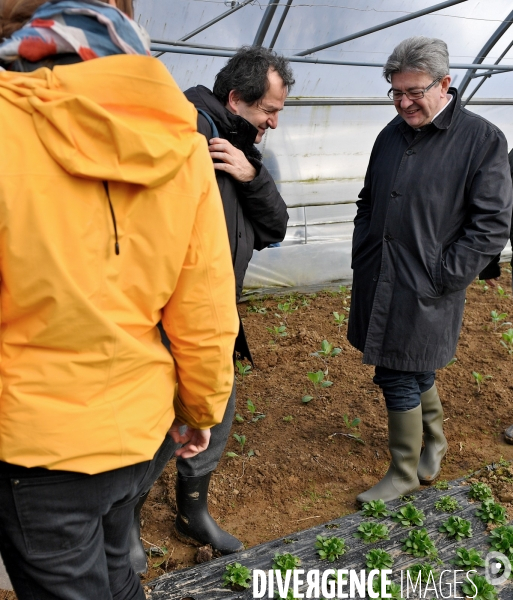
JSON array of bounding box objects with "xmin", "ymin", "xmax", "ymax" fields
[
  {"xmin": 2, "ymin": 271, "xmax": 513, "ymax": 600},
  {"xmin": 136, "ymin": 269, "xmax": 513, "ymax": 586}
]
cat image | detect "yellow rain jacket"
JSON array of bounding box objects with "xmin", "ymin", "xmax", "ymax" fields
[{"xmin": 0, "ymin": 55, "xmax": 238, "ymax": 474}]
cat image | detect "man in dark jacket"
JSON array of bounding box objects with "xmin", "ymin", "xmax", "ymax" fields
[
  {"xmin": 130, "ymin": 47, "xmax": 292, "ymax": 570},
  {"xmin": 179, "ymin": 46, "xmax": 292, "ymax": 551},
  {"xmin": 348, "ymin": 36, "xmax": 513, "ymax": 504}
]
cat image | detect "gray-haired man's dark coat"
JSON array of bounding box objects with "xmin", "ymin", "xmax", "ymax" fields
[{"xmin": 347, "ymin": 88, "xmax": 513, "ymax": 371}]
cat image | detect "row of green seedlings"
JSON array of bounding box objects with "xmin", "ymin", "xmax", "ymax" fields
[
  {"xmin": 247, "ymin": 287, "xmax": 350, "ymax": 342},
  {"xmin": 222, "ymin": 480, "xmax": 513, "ymax": 600},
  {"xmin": 476, "ymin": 276, "xmax": 513, "ymax": 355},
  {"xmin": 450, "ymin": 307, "xmax": 513, "ymax": 393},
  {"xmin": 446, "ymin": 279, "xmax": 513, "ymax": 391},
  {"xmin": 240, "ymin": 289, "xmax": 364, "ymax": 445},
  {"xmin": 467, "ymin": 307, "xmax": 513, "ymax": 392}
]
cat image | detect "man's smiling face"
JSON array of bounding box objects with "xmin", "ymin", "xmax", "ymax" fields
[
  {"xmin": 390, "ymin": 71, "xmax": 451, "ymax": 129},
  {"xmin": 227, "ymin": 69, "xmax": 287, "ymax": 144}
]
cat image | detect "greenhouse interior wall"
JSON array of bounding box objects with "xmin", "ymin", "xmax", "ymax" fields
[{"xmin": 134, "ymin": 0, "xmax": 513, "ymax": 295}]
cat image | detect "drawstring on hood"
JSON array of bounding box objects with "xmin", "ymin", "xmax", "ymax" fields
[{"xmin": 103, "ymin": 181, "xmax": 119, "ymax": 255}]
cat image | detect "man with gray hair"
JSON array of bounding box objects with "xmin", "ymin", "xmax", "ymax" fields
[{"xmin": 348, "ymin": 36, "xmax": 512, "ymax": 503}]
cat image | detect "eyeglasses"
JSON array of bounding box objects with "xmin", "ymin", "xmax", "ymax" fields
[{"xmin": 387, "ymin": 77, "xmax": 442, "ymax": 102}]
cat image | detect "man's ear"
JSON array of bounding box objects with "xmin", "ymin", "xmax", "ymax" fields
[
  {"xmin": 441, "ymin": 74, "xmax": 451, "ymax": 94},
  {"xmin": 226, "ymin": 90, "xmax": 240, "ymax": 115}
]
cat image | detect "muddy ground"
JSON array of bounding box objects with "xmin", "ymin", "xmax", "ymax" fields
[
  {"xmin": 2, "ymin": 271, "xmax": 513, "ymax": 600},
  {"xmin": 137, "ymin": 269, "xmax": 513, "ymax": 585}
]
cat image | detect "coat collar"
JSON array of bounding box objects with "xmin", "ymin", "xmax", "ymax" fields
[{"xmin": 184, "ymin": 85, "xmax": 259, "ymax": 156}]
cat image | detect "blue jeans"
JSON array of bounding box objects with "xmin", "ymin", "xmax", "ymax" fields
[
  {"xmin": 373, "ymin": 366, "xmax": 435, "ymax": 411},
  {"xmin": 0, "ymin": 452, "xmax": 160, "ymax": 600}
]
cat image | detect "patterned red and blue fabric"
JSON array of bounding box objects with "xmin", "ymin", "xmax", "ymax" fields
[{"xmin": 0, "ymin": 0, "xmax": 150, "ymax": 67}]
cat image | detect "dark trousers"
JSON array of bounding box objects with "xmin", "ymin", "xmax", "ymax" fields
[
  {"xmin": 0, "ymin": 455, "xmax": 158, "ymax": 600},
  {"xmin": 373, "ymin": 366, "xmax": 435, "ymax": 411}
]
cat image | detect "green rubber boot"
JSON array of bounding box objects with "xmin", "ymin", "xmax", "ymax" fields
[
  {"xmin": 356, "ymin": 405, "xmax": 422, "ymax": 504},
  {"xmin": 417, "ymin": 384, "xmax": 448, "ymax": 484}
]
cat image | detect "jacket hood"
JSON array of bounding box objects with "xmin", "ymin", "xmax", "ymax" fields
[
  {"xmin": 184, "ymin": 85, "xmax": 260, "ymax": 158},
  {"xmin": 0, "ymin": 55, "xmax": 199, "ymax": 187}
]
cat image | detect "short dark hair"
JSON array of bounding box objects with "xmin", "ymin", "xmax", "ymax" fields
[{"xmin": 213, "ymin": 46, "xmax": 294, "ymax": 105}]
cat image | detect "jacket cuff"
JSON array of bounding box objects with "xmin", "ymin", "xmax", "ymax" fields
[{"xmin": 479, "ymin": 254, "xmax": 501, "ymax": 280}]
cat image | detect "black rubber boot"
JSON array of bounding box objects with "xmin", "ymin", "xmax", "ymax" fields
[
  {"xmin": 175, "ymin": 473, "xmax": 244, "ymax": 554},
  {"xmin": 129, "ymin": 490, "xmax": 149, "ymax": 575}
]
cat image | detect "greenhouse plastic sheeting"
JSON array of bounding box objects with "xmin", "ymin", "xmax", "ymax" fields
[
  {"xmin": 243, "ymin": 242, "xmax": 512, "ymax": 295},
  {"xmin": 242, "ymin": 240, "xmax": 353, "ymax": 295},
  {"xmin": 134, "ymin": 0, "xmax": 513, "ymax": 293}
]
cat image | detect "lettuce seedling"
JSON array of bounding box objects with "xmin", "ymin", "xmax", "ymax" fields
[
  {"xmin": 353, "ymin": 522, "xmax": 389, "ymax": 543},
  {"xmin": 468, "ymin": 482, "xmax": 493, "ymax": 501},
  {"xmin": 307, "ymin": 370, "xmax": 333, "ymax": 398},
  {"xmin": 315, "ymin": 535, "xmax": 347, "ymax": 562},
  {"xmin": 247, "ymin": 398, "xmax": 265, "ymax": 423},
  {"xmin": 274, "ymin": 589, "xmax": 298, "ymax": 600},
  {"xmin": 451, "ymin": 547, "xmax": 485, "ymax": 569},
  {"xmin": 365, "ymin": 549, "xmax": 393, "ymax": 571},
  {"xmin": 233, "ymin": 433, "xmax": 246, "ymax": 454},
  {"xmin": 371, "ymin": 579, "xmax": 404, "ymax": 600},
  {"xmin": 476, "ymin": 499, "xmax": 507, "ymax": 525},
  {"xmin": 267, "ymin": 324, "xmax": 287, "ymax": 339},
  {"xmin": 222, "ymin": 562, "xmax": 252, "ymax": 589},
  {"xmin": 490, "ymin": 310, "xmax": 510, "ymax": 330},
  {"xmin": 488, "ymin": 525, "xmax": 513, "ymax": 560},
  {"xmin": 500, "ymin": 328, "xmax": 513, "ymax": 354},
  {"xmin": 461, "ymin": 573, "xmax": 498, "ymax": 600},
  {"xmin": 402, "ymin": 529, "xmax": 438, "ymax": 560},
  {"xmin": 333, "ymin": 311, "xmax": 347, "ymax": 331},
  {"xmin": 471, "ymin": 371, "xmax": 492, "ymax": 393},
  {"xmin": 361, "ymin": 499, "xmax": 389, "ymax": 519},
  {"xmin": 272, "ymin": 552, "xmax": 301, "ymax": 574},
  {"xmin": 439, "ymin": 516, "xmax": 473, "ymax": 541},
  {"xmin": 434, "ymin": 496, "xmax": 460, "ymax": 513},
  {"xmin": 496, "ymin": 285, "xmax": 510, "ymax": 298},
  {"xmin": 406, "ymin": 563, "xmax": 438, "ymax": 583},
  {"xmin": 235, "ymin": 360, "xmax": 252, "ymax": 379},
  {"xmin": 434, "ymin": 479, "xmax": 449, "ymax": 490},
  {"xmin": 392, "ymin": 503, "xmax": 425, "ymax": 527},
  {"xmin": 311, "ymin": 340, "xmax": 341, "ymax": 359}
]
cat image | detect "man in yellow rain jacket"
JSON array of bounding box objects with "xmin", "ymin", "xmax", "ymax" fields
[{"xmin": 0, "ymin": 1, "xmax": 238, "ymax": 598}]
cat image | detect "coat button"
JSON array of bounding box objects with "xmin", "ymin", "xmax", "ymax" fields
[
  {"xmin": 406, "ymin": 149, "xmax": 414, "ymax": 155},
  {"xmin": 384, "ymin": 234, "xmax": 393, "ymax": 242},
  {"xmin": 390, "ymin": 191, "xmax": 399, "ymax": 198},
  {"xmin": 373, "ymin": 276, "xmax": 378, "ymax": 282}
]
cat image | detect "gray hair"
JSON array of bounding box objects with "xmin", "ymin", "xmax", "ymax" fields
[{"xmin": 383, "ymin": 36, "xmax": 449, "ymax": 83}]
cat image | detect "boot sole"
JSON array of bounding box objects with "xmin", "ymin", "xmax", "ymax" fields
[{"xmin": 418, "ymin": 449, "xmax": 447, "ymax": 485}]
